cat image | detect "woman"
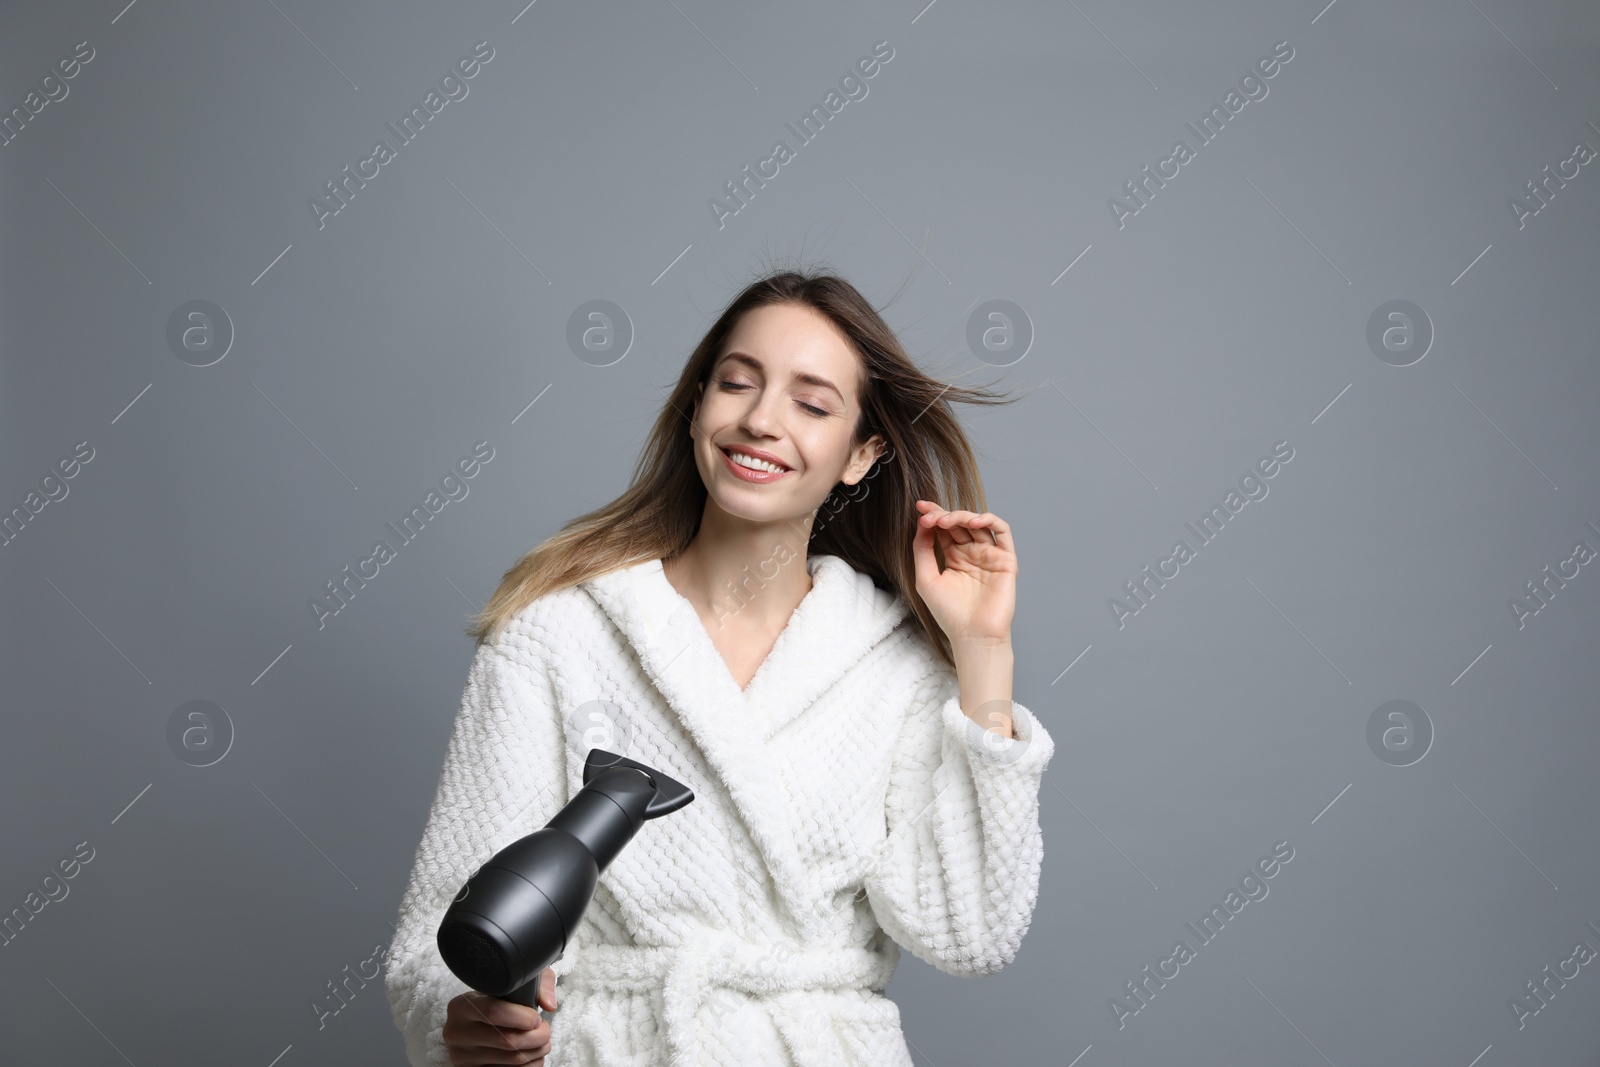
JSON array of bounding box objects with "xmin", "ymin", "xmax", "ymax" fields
[{"xmin": 385, "ymin": 269, "xmax": 1056, "ymax": 1066}]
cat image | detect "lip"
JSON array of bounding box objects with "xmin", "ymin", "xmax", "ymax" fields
[{"xmin": 719, "ymin": 444, "xmax": 793, "ymax": 484}]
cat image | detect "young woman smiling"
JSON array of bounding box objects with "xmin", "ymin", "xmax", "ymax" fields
[{"xmin": 386, "ymin": 269, "xmax": 1057, "ymax": 1067}]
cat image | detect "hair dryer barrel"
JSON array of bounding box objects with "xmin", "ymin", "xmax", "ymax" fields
[
  {"xmin": 436, "ymin": 828, "xmax": 594, "ymax": 998},
  {"xmin": 436, "ymin": 751, "xmax": 695, "ymax": 1004},
  {"xmin": 547, "ymin": 766, "xmax": 656, "ymax": 870}
]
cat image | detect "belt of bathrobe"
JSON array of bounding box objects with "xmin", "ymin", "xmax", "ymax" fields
[
  {"xmin": 561, "ymin": 932, "xmax": 898, "ymax": 1065},
  {"xmin": 566, "ymin": 934, "xmax": 893, "ymax": 993}
]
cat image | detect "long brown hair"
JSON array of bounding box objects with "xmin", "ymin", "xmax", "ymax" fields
[{"xmin": 467, "ymin": 266, "xmax": 1021, "ymax": 668}]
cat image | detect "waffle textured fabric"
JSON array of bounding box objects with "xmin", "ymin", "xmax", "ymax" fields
[{"xmin": 385, "ymin": 552, "xmax": 1056, "ymax": 1067}]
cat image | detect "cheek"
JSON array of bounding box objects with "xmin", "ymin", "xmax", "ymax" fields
[{"xmin": 794, "ymin": 439, "xmax": 849, "ymax": 483}]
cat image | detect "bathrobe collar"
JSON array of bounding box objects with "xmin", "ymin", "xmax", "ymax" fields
[{"xmin": 582, "ymin": 552, "xmax": 910, "ymax": 925}]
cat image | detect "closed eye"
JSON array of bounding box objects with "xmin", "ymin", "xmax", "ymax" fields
[{"xmin": 717, "ymin": 379, "xmax": 831, "ymax": 418}]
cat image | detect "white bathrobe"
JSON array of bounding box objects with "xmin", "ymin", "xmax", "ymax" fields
[{"xmin": 385, "ymin": 552, "xmax": 1055, "ymax": 1066}]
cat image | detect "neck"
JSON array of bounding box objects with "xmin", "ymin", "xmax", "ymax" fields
[{"xmin": 663, "ymin": 503, "xmax": 816, "ymax": 629}]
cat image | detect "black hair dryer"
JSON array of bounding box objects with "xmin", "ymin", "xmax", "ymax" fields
[{"xmin": 436, "ymin": 749, "xmax": 694, "ymax": 1009}]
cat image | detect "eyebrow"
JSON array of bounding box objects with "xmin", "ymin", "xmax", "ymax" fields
[{"xmin": 717, "ymin": 351, "xmax": 845, "ymax": 400}]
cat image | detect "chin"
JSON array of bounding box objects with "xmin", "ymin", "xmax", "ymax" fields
[
  {"xmin": 708, "ymin": 493, "xmax": 802, "ymax": 526},
  {"xmin": 703, "ymin": 480, "xmax": 811, "ymax": 527}
]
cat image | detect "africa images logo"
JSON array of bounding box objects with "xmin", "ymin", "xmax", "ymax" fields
[{"xmin": 308, "ymin": 41, "xmax": 496, "ymax": 230}]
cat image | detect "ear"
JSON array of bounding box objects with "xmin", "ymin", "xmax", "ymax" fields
[{"xmin": 839, "ymin": 433, "xmax": 885, "ymax": 486}]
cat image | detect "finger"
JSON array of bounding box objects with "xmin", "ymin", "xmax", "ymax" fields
[
  {"xmin": 481, "ymin": 1000, "xmax": 544, "ymax": 1030},
  {"xmin": 465, "ymin": 1015, "xmax": 549, "ymax": 1043},
  {"xmin": 475, "ymin": 1046, "xmax": 550, "ymax": 1065},
  {"xmin": 975, "ymin": 512, "xmax": 1013, "ymax": 549},
  {"xmin": 912, "ymin": 503, "xmax": 940, "ymax": 578},
  {"xmin": 931, "ymin": 508, "xmax": 979, "ymax": 529},
  {"xmin": 539, "ymin": 968, "xmax": 558, "ymax": 1012},
  {"xmin": 933, "ymin": 509, "xmax": 982, "ymax": 545},
  {"xmin": 469, "ymin": 1020, "xmax": 551, "ymax": 1058},
  {"xmin": 944, "ymin": 520, "xmax": 975, "ymax": 545},
  {"xmin": 948, "ymin": 511, "xmax": 1012, "ymax": 549},
  {"xmin": 482, "ymin": 1028, "xmax": 553, "ymax": 1062},
  {"xmin": 465, "ymin": 994, "xmax": 543, "ymax": 1034}
]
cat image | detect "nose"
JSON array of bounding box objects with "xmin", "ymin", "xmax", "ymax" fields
[{"xmin": 739, "ymin": 386, "xmax": 783, "ymax": 438}]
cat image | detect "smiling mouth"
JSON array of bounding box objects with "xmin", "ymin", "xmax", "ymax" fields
[{"xmin": 719, "ymin": 446, "xmax": 793, "ymax": 477}]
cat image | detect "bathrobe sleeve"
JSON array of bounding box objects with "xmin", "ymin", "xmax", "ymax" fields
[
  {"xmin": 862, "ymin": 658, "xmax": 1056, "ymax": 977},
  {"xmin": 384, "ymin": 631, "xmax": 576, "ymax": 1067}
]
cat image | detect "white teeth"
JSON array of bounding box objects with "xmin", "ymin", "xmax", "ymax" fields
[{"xmin": 726, "ymin": 449, "xmax": 785, "ymax": 474}]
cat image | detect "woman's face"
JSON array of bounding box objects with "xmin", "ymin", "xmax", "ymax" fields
[{"xmin": 689, "ymin": 302, "xmax": 884, "ymax": 528}]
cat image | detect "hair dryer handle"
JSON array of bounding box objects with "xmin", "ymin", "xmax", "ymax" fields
[{"xmin": 500, "ymin": 958, "xmax": 557, "ymax": 1017}]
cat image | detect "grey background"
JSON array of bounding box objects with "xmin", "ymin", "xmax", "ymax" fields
[{"xmin": 2, "ymin": 0, "xmax": 1598, "ymax": 1064}]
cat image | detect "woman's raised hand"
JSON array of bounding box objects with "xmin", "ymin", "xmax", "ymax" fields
[
  {"xmin": 443, "ymin": 967, "xmax": 557, "ymax": 1066},
  {"xmin": 912, "ymin": 500, "xmax": 1017, "ymax": 643}
]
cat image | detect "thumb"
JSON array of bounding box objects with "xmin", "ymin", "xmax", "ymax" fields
[
  {"xmin": 538, "ymin": 967, "xmax": 557, "ymax": 1012},
  {"xmin": 912, "ymin": 505, "xmax": 941, "ymax": 587}
]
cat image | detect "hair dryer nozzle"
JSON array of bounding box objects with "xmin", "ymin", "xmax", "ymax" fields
[{"xmin": 582, "ymin": 749, "xmax": 694, "ymax": 819}]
